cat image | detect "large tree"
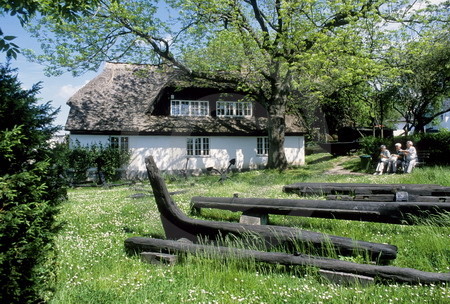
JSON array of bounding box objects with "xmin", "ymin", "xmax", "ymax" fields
[
  {"xmin": 0, "ymin": 63, "xmax": 66, "ymax": 304},
  {"xmin": 25, "ymin": 0, "xmax": 446, "ymax": 169},
  {"xmin": 387, "ymin": 32, "xmax": 450, "ymax": 134}
]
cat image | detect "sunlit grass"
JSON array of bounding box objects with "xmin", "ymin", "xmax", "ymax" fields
[{"xmin": 49, "ymin": 154, "xmax": 450, "ymax": 303}]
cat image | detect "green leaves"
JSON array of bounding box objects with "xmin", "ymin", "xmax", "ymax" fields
[
  {"xmin": 0, "ymin": 62, "xmax": 65, "ymax": 303},
  {"xmin": 0, "ymin": 31, "xmax": 19, "ymax": 59}
]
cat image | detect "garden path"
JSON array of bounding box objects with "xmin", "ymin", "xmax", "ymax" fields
[{"xmin": 324, "ymin": 156, "xmax": 366, "ymax": 175}]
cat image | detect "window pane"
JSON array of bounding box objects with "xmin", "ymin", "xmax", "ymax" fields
[
  {"xmin": 226, "ymin": 103, "xmax": 233, "ymax": 116},
  {"xmin": 244, "ymin": 103, "xmax": 252, "ymax": 116},
  {"xmin": 217, "ymin": 102, "xmax": 224, "ymax": 116},
  {"xmin": 216, "ymin": 101, "xmax": 252, "ymax": 117},
  {"xmin": 120, "ymin": 137, "xmax": 129, "ymax": 151},
  {"xmin": 187, "ymin": 137, "xmax": 210, "ymax": 156},
  {"xmin": 257, "ymin": 137, "xmax": 262, "ymax": 154},
  {"xmin": 171, "ymin": 100, "xmax": 180, "ymax": 116},
  {"xmin": 236, "ymin": 103, "xmax": 242, "ymax": 116},
  {"xmin": 202, "ymin": 138, "xmax": 209, "ymax": 155},
  {"xmin": 195, "ymin": 138, "xmax": 202, "ymax": 155},
  {"xmin": 257, "ymin": 137, "xmax": 268, "ymax": 155},
  {"xmin": 200, "ymin": 101, "xmax": 208, "ymax": 116},
  {"xmin": 111, "ymin": 137, "xmax": 119, "ymax": 149},
  {"xmin": 187, "ymin": 138, "xmax": 193, "ymax": 155},
  {"xmin": 191, "ymin": 101, "xmax": 199, "ymax": 116}
]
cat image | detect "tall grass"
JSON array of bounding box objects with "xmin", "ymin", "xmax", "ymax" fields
[{"xmin": 49, "ymin": 154, "xmax": 450, "ymax": 303}]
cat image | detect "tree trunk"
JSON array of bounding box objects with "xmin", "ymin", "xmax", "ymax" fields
[{"xmin": 267, "ymin": 110, "xmax": 288, "ymax": 170}]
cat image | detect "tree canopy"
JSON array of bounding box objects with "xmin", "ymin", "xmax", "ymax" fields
[
  {"xmin": 0, "ymin": 0, "xmax": 100, "ymax": 58},
  {"xmin": 386, "ymin": 28, "xmax": 450, "ymax": 134},
  {"xmin": 23, "ymin": 0, "xmax": 449, "ymax": 168}
]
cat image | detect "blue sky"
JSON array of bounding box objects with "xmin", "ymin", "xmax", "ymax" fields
[{"xmin": 1, "ymin": 15, "xmax": 100, "ymax": 134}]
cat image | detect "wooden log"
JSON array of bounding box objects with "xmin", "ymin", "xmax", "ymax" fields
[
  {"xmin": 190, "ymin": 196, "xmax": 450, "ymax": 224},
  {"xmin": 328, "ymin": 194, "xmax": 450, "ymax": 203},
  {"xmin": 125, "ymin": 237, "xmax": 450, "ymax": 285},
  {"xmin": 283, "ymin": 182, "xmax": 450, "ymax": 197},
  {"xmin": 145, "ymin": 156, "xmax": 397, "ymax": 262},
  {"xmin": 418, "ymin": 196, "xmax": 450, "ymax": 202},
  {"xmin": 352, "ymin": 194, "xmax": 395, "ymax": 202}
]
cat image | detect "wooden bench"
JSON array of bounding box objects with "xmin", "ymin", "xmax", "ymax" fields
[
  {"xmin": 282, "ymin": 182, "xmax": 450, "ymax": 197},
  {"xmin": 143, "ymin": 156, "xmax": 398, "ymax": 262},
  {"xmin": 190, "ymin": 195, "xmax": 450, "ymax": 225},
  {"xmin": 415, "ymin": 150, "xmax": 432, "ymax": 167}
]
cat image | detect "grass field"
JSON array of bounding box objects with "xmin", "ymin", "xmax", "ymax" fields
[{"xmin": 48, "ymin": 153, "xmax": 450, "ymax": 303}]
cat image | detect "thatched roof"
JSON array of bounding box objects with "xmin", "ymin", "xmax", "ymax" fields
[{"xmin": 65, "ymin": 62, "xmax": 305, "ymax": 135}]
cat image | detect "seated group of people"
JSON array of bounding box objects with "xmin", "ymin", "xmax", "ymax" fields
[{"xmin": 373, "ymin": 141, "xmax": 418, "ymax": 175}]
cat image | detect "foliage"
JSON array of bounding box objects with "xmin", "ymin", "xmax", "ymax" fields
[
  {"xmin": 65, "ymin": 141, "xmax": 95, "ymax": 183},
  {"xmin": 412, "ymin": 131, "xmax": 450, "ymax": 165},
  {"xmin": 46, "ymin": 154, "xmax": 450, "ymax": 303},
  {"xmin": 358, "ymin": 135, "xmax": 388, "ymax": 161},
  {"xmin": 0, "ymin": 28, "xmax": 19, "ymax": 59},
  {"xmin": 23, "ymin": 0, "xmax": 448, "ymax": 170},
  {"xmin": 0, "ymin": 63, "xmax": 66, "ymax": 303},
  {"xmin": 64, "ymin": 140, "xmax": 131, "ymax": 184},
  {"xmin": 377, "ymin": 24, "xmax": 450, "ymax": 134},
  {"xmin": 0, "ymin": 0, "xmax": 101, "ymax": 57}
]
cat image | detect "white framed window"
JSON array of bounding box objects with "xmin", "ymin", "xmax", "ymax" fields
[
  {"xmin": 110, "ymin": 136, "xmax": 129, "ymax": 151},
  {"xmin": 187, "ymin": 137, "xmax": 210, "ymax": 156},
  {"xmin": 217, "ymin": 101, "xmax": 252, "ymax": 117},
  {"xmin": 257, "ymin": 137, "xmax": 269, "ymax": 155},
  {"xmin": 171, "ymin": 100, "xmax": 209, "ymax": 116}
]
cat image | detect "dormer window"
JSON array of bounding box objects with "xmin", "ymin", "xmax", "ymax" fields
[
  {"xmin": 217, "ymin": 101, "xmax": 252, "ymax": 117},
  {"xmin": 171, "ymin": 100, "xmax": 209, "ymax": 116}
]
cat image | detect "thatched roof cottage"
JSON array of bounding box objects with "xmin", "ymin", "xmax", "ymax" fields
[{"xmin": 66, "ymin": 62, "xmax": 306, "ymax": 177}]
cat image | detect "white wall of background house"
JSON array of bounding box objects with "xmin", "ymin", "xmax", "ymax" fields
[
  {"xmin": 70, "ymin": 134, "xmax": 305, "ymax": 177},
  {"xmin": 393, "ymin": 99, "xmax": 450, "ymax": 135}
]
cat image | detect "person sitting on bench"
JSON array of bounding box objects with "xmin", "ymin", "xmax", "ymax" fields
[
  {"xmin": 373, "ymin": 145, "xmax": 390, "ymax": 175},
  {"xmin": 387, "ymin": 143, "xmax": 404, "ymax": 174},
  {"xmin": 401, "ymin": 141, "xmax": 418, "ymax": 174}
]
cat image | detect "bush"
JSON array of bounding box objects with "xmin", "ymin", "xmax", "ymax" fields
[
  {"xmin": 359, "ymin": 136, "xmax": 389, "ymax": 161},
  {"xmin": 64, "ymin": 140, "xmax": 131, "ymax": 184},
  {"xmin": 413, "ymin": 131, "xmax": 450, "ymax": 165}
]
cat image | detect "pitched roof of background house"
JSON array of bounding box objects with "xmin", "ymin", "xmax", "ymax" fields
[{"xmin": 65, "ymin": 62, "xmax": 305, "ymax": 135}]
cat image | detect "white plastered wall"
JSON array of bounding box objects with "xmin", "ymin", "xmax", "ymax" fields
[{"xmin": 69, "ymin": 134, "xmax": 305, "ymax": 177}]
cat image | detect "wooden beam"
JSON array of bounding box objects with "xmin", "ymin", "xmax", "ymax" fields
[
  {"xmin": 190, "ymin": 196, "xmax": 450, "ymax": 224},
  {"xmin": 145, "ymin": 156, "xmax": 398, "ymax": 262},
  {"xmin": 283, "ymin": 183, "xmax": 450, "ymax": 197},
  {"xmin": 125, "ymin": 237, "xmax": 450, "ymax": 285}
]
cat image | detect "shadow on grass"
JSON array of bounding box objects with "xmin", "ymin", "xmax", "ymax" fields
[{"xmin": 306, "ymin": 155, "xmax": 334, "ymax": 165}]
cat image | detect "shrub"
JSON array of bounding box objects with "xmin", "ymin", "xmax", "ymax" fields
[
  {"xmin": 413, "ymin": 131, "xmax": 450, "ymax": 165},
  {"xmin": 358, "ymin": 136, "xmax": 391, "ymax": 162},
  {"xmin": 64, "ymin": 140, "xmax": 131, "ymax": 184},
  {"xmin": 66, "ymin": 140, "xmax": 94, "ymax": 182}
]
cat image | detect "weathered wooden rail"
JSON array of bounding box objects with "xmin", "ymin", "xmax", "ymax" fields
[
  {"xmin": 283, "ymin": 182, "xmax": 450, "ymax": 202},
  {"xmin": 143, "ymin": 156, "xmax": 398, "ymax": 262},
  {"xmin": 124, "ymin": 237, "xmax": 450, "ymax": 285},
  {"xmin": 190, "ymin": 196, "xmax": 450, "ymax": 224}
]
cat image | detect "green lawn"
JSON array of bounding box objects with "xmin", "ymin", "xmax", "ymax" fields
[{"xmin": 49, "ymin": 154, "xmax": 450, "ymax": 303}]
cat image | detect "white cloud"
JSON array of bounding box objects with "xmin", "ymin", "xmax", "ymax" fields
[{"xmin": 57, "ymin": 81, "xmax": 88, "ymax": 99}]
